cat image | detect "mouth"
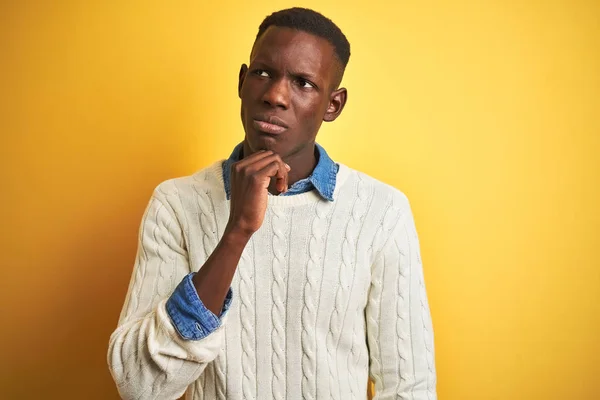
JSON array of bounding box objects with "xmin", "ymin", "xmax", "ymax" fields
[{"xmin": 252, "ymin": 115, "xmax": 288, "ymax": 135}]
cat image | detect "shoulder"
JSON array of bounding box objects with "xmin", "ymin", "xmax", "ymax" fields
[
  {"xmin": 151, "ymin": 160, "xmax": 225, "ymax": 206},
  {"xmin": 337, "ymin": 164, "xmax": 417, "ymax": 260},
  {"xmin": 337, "ymin": 164, "xmax": 412, "ymax": 216}
]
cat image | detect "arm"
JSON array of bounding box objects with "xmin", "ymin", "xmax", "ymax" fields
[
  {"xmin": 107, "ymin": 193, "xmax": 227, "ymax": 400},
  {"xmin": 191, "ymin": 149, "xmax": 289, "ymax": 314},
  {"xmin": 108, "ymin": 150, "xmax": 290, "ymax": 399},
  {"xmin": 366, "ymin": 206, "xmax": 437, "ymax": 400}
]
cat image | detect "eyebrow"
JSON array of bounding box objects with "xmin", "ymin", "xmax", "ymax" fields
[
  {"xmin": 290, "ymin": 70, "xmax": 319, "ymax": 82},
  {"xmin": 252, "ymin": 60, "xmax": 322, "ymax": 83}
]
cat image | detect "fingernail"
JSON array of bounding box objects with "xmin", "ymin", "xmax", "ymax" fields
[{"xmin": 285, "ymin": 163, "xmax": 291, "ymax": 170}]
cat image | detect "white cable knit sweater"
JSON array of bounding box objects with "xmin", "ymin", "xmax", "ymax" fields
[{"xmin": 108, "ymin": 161, "xmax": 437, "ymax": 400}]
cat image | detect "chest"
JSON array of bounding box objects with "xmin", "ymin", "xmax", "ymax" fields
[{"xmin": 186, "ymin": 200, "xmax": 379, "ymax": 321}]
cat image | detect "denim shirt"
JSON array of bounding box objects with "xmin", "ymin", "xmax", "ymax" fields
[{"xmin": 166, "ymin": 143, "xmax": 338, "ymax": 340}]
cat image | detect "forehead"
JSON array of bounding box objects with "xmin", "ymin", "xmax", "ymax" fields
[{"xmin": 251, "ymin": 26, "xmax": 338, "ymax": 81}]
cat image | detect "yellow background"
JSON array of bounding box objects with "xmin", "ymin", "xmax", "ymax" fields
[{"xmin": 1, "ymin": 1, "xmax": 599, "ymax": 399}]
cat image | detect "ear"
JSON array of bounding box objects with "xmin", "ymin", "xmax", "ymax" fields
[
  {"xmin": 238, "ymin": 64, "xmax": 248, "ymax": 98},
  {"xmin": 323, "ymin": 87, "xmax": 347, "ymax": 122}
]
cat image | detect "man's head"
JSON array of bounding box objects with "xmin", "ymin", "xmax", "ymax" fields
[{"xmin": 238, "ymin": 7, "xmax": 350, "ymax": 162}]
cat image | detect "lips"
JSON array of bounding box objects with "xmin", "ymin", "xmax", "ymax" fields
[{"xmin": 253, "ymin": 115, "xmax": 288, "ymax": 135}]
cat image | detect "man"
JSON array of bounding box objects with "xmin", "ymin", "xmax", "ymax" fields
[{"xmin": 108, "ymin": 7, "xmax": 436, "ymax": 400}]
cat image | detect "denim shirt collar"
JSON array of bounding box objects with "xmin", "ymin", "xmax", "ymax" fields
[{"xmin": 222, "ymin": 143, "xmax": 338, "ymax": 201}]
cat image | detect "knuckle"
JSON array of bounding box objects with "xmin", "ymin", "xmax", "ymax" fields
[
  {"xmin": 249, "ymin": 173, "xmax": 261, "ymax": 184},
  {"xmin": 244, "ymin": 166, "xmax": 257, "ymax": 176}
]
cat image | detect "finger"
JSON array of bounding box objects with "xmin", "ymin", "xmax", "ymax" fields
[
  {"xmin": 253, "ymin": 161, "xmax": 283, "ymax": 190},
  {"xmin": 256, "ymin": 158, "xmax": 287, "ymax": 179},
  {"xmin": 275, "ymin": 159, "xmax": 289, "ymax": 193},
  {"xmin": 233, "ymin": 149, "xmax": 274, "ymax": 170},
  {"xmin": 231, "ymin": 151, "xmax": 273, "ymax": 181},
  {"xmin": 272, "ymin": 159, "xmax": 290, "ymax": 194},
  {"xmin": 242, "ymin": 153, "xmax": 284, "ymax": 176}
]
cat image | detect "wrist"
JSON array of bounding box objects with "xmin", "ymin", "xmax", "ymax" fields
[{"xmin": 222, "ymin": 224, "xmax": 253, "ymax": 248}]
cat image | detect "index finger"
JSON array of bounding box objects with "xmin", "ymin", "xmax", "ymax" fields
[
  {"xmin": 275, "ymin": 159, "xmax": 290, "ymax": 193},
  {"xmin": 234, "ymin": 149, "xmax": 274, "ymax": 169}
]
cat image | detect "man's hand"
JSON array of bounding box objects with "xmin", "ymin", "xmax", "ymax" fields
[{"xmin": 226, "ymin": 150, "xmax": 290, "ymax": 236}]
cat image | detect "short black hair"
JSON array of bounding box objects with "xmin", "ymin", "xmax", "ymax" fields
[{"xmin": 256, "ymin": 7, "xmax": 351, "ymax": 69}]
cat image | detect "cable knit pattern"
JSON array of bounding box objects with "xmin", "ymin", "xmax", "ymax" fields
[
  {"xmin": 345, "ymin": 176, "xmax": 373, "ymax": 399},
  {"xmin": 270, "ymin": 206, "xmax": 288, "ymax": 400},
  {"xmin": 366, "ymin": 250, "xmax": 385, "ymax": 391},
  {"xmin": 214, "ymin": 351, "xmax": 226, "ymax": 399},
  {"xmin": 193, "ymin": 187, "xmax": 226, "ymax": 399},
  {"xmin": 366, "ymin": 196, "xmax": 411, "ymax": 398},
  {"xmin": 327, "ymin": 175, "xmax": 369, "ymax": 400},
  {"xmin": 395, "ymin": 238, "xmax": 412, "ymax": 396},
  {"xmin": 301, "ymin": 200, "xmax": 330, "ymax": 400},
  {"xmin": 196, "ymin": 364, "xmax": 207, "ymax": 399},
  {"xmin": 192, "ymin": 186, "xmax": 217, "ymax": 263},
  {"xmin": 239, "ymin": 241, "xmax": 257, "ymax": 399},
  {"xmin": 409, "ymin": 221, "xmax": 437, "ymax": 400},
  {"xmin": 107, "ymin": 161, "xmax": 437, "ymax": 400}
]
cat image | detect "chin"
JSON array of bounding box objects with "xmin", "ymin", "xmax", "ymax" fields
[{"xmin": 246, "ymin": 130, "xmax": 281, "ymax": 153}]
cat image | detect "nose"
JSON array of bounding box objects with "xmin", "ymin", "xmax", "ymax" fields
[{"xmin": 261, "ymin": 78, "xmax": 290, "ymax": 109}]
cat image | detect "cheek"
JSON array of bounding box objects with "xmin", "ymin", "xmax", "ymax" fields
[
  {"xmin": 239, "ymin": 83, "xmax": 252, "ymax": 106},
  {"xmin": 296, "ymin": 97, "xmax": 328, "ymax": 125},
  {"xmin": 242, "ymin": 78, "xmax": 266, "ymax": 99},
  {"xmin": 240, "ymin": 85, "xmax": 257, "ymax": 119},
  {"xmin": 296, "ymin": 111, "xmax": 324, "ymax": 138},
  {"xmin": 240, "ymin": 83, "xmax": 251, "ymax": 102},
  {"xmin": 295, "ymin": 93, "xmax": 325, "ymax": 114}
]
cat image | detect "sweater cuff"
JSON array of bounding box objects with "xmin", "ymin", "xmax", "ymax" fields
[{"xmin": 166, "ymin": 272, "xmax": 233, "ymax": 340}]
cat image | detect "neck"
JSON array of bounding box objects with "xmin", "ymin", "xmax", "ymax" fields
[{"xmin": 283, "ymin": 145, "xmax": 317, "ymax": 185}]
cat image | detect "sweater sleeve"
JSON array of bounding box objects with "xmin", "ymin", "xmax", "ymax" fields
[
  {"xmin": 107, "ymin": 193, "xmax": 225, "ymax": 400},
  {"xmin": 366, "ymin": 206, "xmax": 437, "ymax": 400}
]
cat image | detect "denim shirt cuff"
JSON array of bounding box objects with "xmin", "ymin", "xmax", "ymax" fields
[{"xmin": 166, "ymin": 272, "xmax": 233, "ymax": 340}]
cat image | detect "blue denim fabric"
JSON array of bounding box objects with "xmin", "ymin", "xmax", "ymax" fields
[
  {"xmin": 166, "ymin": 272, "xmax": 233, "ymax": 340},
  {"xmin": 222, "ymin": 143, "xmax": 339, "ymax": 201}
]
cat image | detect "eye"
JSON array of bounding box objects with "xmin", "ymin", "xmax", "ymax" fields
[
  {"xmin": 253, "ymin": 69, "xmax": 270, "ymax": 77},
  {"xmin": 296, "ymin": 78, "xmax": 315, "ymax": 89}
]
